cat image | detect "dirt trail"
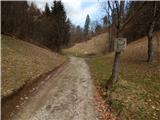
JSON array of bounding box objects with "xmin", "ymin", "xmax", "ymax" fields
[{"xmin": 11, "ymin": 57, "xmax": 99, "ymax": 120}]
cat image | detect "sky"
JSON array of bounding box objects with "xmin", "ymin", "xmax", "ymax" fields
[{"xmin": 32, "ymin": 0, "xmax": 106, "ymax": 27}]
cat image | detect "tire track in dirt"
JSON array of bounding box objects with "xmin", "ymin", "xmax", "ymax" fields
[{"xmin": 12, "ymin": 56, "xmax": 99, "ymax": 120}]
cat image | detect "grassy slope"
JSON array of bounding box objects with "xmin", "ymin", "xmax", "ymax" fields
[
  {"xmin": 1, "ymin": 35, "xmax": 66, "ymax": 97},
  {"xmin": 87, "ymin": 33, "xmax": 160, "ymax": 120},
  {"xmin": 63, "ymin": 33, "xmax": 108, "ymax": 56}
]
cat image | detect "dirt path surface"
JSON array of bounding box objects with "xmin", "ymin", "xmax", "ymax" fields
[{"xmin": 11, "ymin": 57, "xmax": 99, "ymax": 120}]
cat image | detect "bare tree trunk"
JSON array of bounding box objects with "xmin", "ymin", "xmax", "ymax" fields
[
  {"xmin": 105, "ymin": 1, "xmax": 124, "ymax": 102},
  {"xmin": 108, "ymin": 26, "xmax": 112, "ymax": 52},
  {"xmin": 147, "ymin": 2, "xmax": 157, "ymax": 63},
  {"xmin": 147, "ymin": 22, "xmax": 155, "ymax": 62},
  {"xmin": 106, "ymin": 51, "xmax": 120, "ymax": 87},
  {"xmin": 106, "ymin": 30, "xmax": 123, "ymax": 88},
  {"xmin": 108, "ymin": 3, "xmax": 112, "ymax": 52}
]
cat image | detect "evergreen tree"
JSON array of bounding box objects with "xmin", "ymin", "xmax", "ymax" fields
[
  {"xmin": 64, "ymin": 18, "xmax": 71, "ymax": 46},
  {"xmin": 95, "ymin": 24, "xmax": 102, "ymax": 33},
  {"xmin": 84, "ymin": 14, "xmax": 91, "ymax": 38},
  {"xmin": 44, "ymin": 3, "xmax": 50, "ymax": 16},
  {"xmin": 51, "ymin": 0, "xmax": 69, "ymax": 52}
]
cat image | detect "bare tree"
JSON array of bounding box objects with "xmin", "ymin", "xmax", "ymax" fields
[
  {"xmin": 147, "ymin": 2, "xmax": 160, "ymax": 63},
  {"xmin": 105, "ymin": 1, "xmax": 145, "ymax": 99},
  {"xmin": 102, "ymin": 1, "xmax": 113, "ymax": 52}
]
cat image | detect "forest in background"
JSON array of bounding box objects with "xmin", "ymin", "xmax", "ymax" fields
[
  {"xmin": 2, "ymin": 1, "xmax": 70, "ymax": 52},
  {"xmin": 1, "ymin": 1, "xmax": 160, "ymax": 52},
  {"xmin": 1, "ymin": 1, "xmax": 160, "ymax": 119}
]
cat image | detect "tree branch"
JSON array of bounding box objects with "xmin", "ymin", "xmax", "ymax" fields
[
  {"xmin": 103, "ymin": 2, "xmax": 110, "ymax": 16},
  {"xmin": 115, "ymin": 1, "xmax": 119, "ymax": 14},
  {"xmin": 114, "ymin": 1, "xmax": 120, "ymax": 29},
  {"xmin": 108, "ymin": 1, "xmax": 113, "ymax": 12},
  {"xmin": 121, "ymin": 1, "xmax": 146, "ymax": 31}
]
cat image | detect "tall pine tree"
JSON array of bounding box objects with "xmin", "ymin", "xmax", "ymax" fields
[
  {"xmin": 51, "ymin": 0, "xmax": 70, "ymax": 52},
  {"xmin": 44, "ymin": 3, "xmax": 50, "ymax": 16},
  {"xmin": 84, "ymin": 14, "xmax": 91, "ymax": 38}
]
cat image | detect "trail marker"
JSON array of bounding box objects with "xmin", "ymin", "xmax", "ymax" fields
[{"xmin": 114, "ymin": 38, "xmax": 127, "ymax": 52}]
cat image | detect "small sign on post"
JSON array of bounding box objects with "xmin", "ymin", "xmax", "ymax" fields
[{"xmin": 114, "ymin": 38, "xmax": 127, "ymax": 52}]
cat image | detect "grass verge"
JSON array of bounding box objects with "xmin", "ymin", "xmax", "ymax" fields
[
  {"xmin": 86, "ymin": 35, "xmax": 160, "ymax": 120},
  {"xmin": 1, "ymin": 35, "xmax": 66, "ymax": 97}
]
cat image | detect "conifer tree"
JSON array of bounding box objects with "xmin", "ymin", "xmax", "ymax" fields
[
  {"xmin": 51, "ymin": 0, "xmax": 69, "ymax": 52},
  {"xmin": 44, "ymin": 3, "xmax": 50, "ymax": 16},
  {"xmin": 84, "ymin": 14, "xmax": 91, "ymax": 38}
]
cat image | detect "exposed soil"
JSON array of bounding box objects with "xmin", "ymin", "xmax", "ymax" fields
[
  {"xmin": 1, "ymin": 60, "xmax": 67, "ymax": 120},
  {"xmin": 2, "ymin": 57, "xmax": 99, "ymax": 120}
]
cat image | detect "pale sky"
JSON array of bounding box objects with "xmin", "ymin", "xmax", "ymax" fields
[{"xmin": 31, "ymin": 0, "xmax": 106, "ymax": 27}]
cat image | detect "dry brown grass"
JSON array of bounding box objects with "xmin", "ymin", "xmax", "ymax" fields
[
  {"xmin": 1, "ymin": 35, "xmax": 66, "ymax": 97},
  {"xmin": 121, "ymin": 31, "xmax": 160, "ymax": 62},
  {"xmin": 87, "ymin": 31, "xmax": 160, "ymax": 120},
  {"xmin": 64, "ymin": 33, "xmax": 108, "ymax": 55}
]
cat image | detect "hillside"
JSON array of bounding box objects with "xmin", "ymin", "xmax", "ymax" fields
[
  {"xmin": 86, "ymin": 32, "xmax": 160, "ymax": 119},
  {"xmin": 1, "ymin": 35, "xmax": 66, "ymax": 97},
  {"xmin": 64, "ymin": 33, "xmax": 108, "ymax": 56}
]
